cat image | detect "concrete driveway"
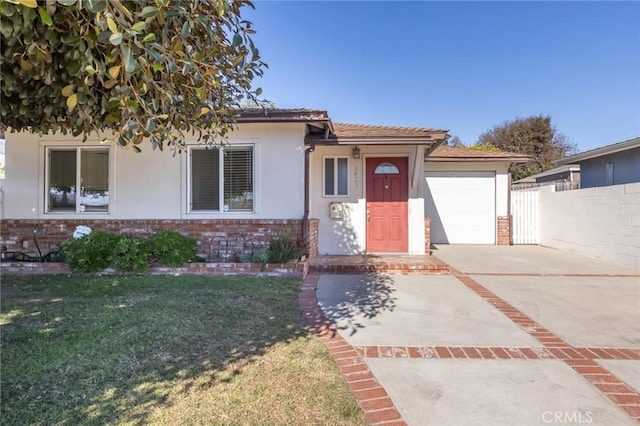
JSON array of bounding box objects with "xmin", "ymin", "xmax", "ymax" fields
[{"xmin": 313, "ymin": 245, "xmax": 640, "ymax": 425}]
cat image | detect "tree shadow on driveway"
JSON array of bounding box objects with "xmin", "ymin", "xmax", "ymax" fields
[{"xmin": 316, "ymin": 273, "xmax": 397, "ymax": 336}]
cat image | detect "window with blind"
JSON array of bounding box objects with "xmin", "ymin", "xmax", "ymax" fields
[
  {"xmin": 324, "ymin": 157, "xmax": 348, "ymax": 196},
  {"xmin": 190, "ymin": 146, "xmax": 254, "ymax": 212},
  {"xmin": 47, "ymin": 147, "xmax": 110, "ymax": 213}
]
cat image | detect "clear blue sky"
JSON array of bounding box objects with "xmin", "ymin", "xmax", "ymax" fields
[{"xmin": 244, "ymin": 1, "xmax": 640, "ymax": 153}]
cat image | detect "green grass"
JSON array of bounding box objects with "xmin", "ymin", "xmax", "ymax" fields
[{"xmin": 0, "ymin": 275, "xmax": 365, "ymax": 425}]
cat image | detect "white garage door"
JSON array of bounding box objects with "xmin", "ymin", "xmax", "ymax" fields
[{"xmin": 424, "ymin": 171, "xmax": 496, "ymax": 244}]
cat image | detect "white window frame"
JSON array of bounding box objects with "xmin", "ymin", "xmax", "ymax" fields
[
  {"xmin": 187, "ymin": 144, "xmax": 255, "ymax": 213},
  {"xmin": 43, "ymin": 144, "xmax": 113, "ymax": 215},
  {"xmin": 323, "ymin": 156, "xmax": 350, "ymax": 197}
]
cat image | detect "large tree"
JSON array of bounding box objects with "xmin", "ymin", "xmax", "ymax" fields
[
  {"xmin": 0, "ymin": 0, "xmax": 266, "ymax": 152},
  {"xmin": 477, "ymin": 115, "xmax": 575, "ymax": 180}
]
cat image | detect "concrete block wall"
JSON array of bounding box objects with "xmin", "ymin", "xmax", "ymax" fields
[{"xmin": 539, "ymin": 183, "xmax": 640, "ymax": 269}]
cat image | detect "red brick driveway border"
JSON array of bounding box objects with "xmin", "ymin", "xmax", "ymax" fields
[
  {"xmin": 300, "ymin": 264, "xmax": 640, "ymax": 424},
  {"xmin": 299, "ymin": 271, "xmax": 407, "ymax": 426},
  {"xmin": 443, "ymin": 262, "xmax": 640, "ymax": 423}
]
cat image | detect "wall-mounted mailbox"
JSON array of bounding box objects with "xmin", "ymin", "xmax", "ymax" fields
[{"xmin": 329, "ymin": 202, "xmax": 344, "ymax": 220}]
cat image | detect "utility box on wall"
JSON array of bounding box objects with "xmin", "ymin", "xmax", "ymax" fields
[{"xmin": 329, "ymin": 202, "xmax": 344, "ymax": 220}]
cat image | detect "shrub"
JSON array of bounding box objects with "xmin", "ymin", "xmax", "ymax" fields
[
  {"xmin": 252, "ymin": 249, "xmax": 270, "ymax": 264},
  {"xmin": 148, "ymin": 230, "xmax": 197, "ymax": 267},
  {"xmin": 60, "ymin": 231, "xmax": 121, "ymax": 273},
  {"xmin": 61, "ymin": 229, "xmax": 198, "ymax": 273},
  {"xmin": 267, "ymin": 234, "xmax": 307, "ymax": 263},
  {"xmin": 239, "ymin": 249, "xmax": 269, "ymax": 264},
  {"xmin": 108, "ymin": 236, "xmax": 150, "ymax": 272}
]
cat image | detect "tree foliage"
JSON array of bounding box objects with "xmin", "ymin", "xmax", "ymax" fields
[
  {"xmin": 468, "ymin": 142, "xmax": 501, "ymax": 152},
  {"xmin": 477, "ymin": 115, "xmax": 575, "ymax": 180},
  {"xmin": 0, "ymin": 0, "xmax": 266, "ymax": 152}
]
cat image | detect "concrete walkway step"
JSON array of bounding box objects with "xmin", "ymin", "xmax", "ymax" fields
[{"xmin": 309, "ymin": 255, "xmax": 449, "ymax": 274}]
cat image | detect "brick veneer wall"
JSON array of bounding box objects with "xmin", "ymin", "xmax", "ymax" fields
[
  {"xmin": 0, "ymin": 219, "xmax": 306, "ymax": 261},
  {"xmin": 0, "ymin": 261, "xmax": 309, "ymax": 278},
  {"xmin": 306, "ymin": 218, "xmax": 319, "ymax": 259},
  {"xmin": 497, "ymin": 216, "xmax": 512, "ymax": 245},
  {"xmin": 424, "ymin": 217, "xmax": 431, "ymax": 254}
]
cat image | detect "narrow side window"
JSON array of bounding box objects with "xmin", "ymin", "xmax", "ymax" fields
[{"xmin": 324, "ymin": 157, "xmax": 349, "ymax": 196}]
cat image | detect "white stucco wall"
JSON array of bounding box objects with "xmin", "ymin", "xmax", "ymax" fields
[
  {"xmin": 3, "ymin": 123, "xmax": 306, "ymax": 220},
  {"xmin": 539, "ymin": 183, "xmax": 640, "ymax": 269},
  {"xmin": 310, "ymin": 145, "xmax": 426, "ymax": 255}
]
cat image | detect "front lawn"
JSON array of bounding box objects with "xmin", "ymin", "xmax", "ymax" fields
[{"xmin": 0, "ymin": 275, "xmax": 365, "ymax": 425}]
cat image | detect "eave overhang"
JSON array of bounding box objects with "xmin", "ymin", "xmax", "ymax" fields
[
  {"xmin": 235, "ymin": 108, "xmax": 334, "ymax": 133},
  {"xmin": 305, "ymin": 131, "xmax": 449, "ymax": 147},
  {"xmin": 236, "ymin": 108, "xmax": 329, "ymax": 121},
  {"xmin": 304, "ymin": 137, "xmax": 446, "ymax": 145}
]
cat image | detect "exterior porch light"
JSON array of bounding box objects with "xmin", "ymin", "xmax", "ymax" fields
[{"xmin": 352, "ymin": 146, "xmax": 361, "ymax": 159}]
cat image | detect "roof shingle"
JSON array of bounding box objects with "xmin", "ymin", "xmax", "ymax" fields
[{"xmin": 332, "ymin": 123, "xmax": 447, "ymax": 139}]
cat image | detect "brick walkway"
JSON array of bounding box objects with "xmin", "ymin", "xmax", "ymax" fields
[
  {"xmin": 299, "ymin": 259, "xmax": 640, "ymax": 425},
  {"xmin": 300, "ymin": 272, "xmax": 407, "ymax": 425}
]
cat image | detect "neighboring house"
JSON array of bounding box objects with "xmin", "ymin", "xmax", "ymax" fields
[
  {"xmin": 513, "ymin": 164, "xmax": 580, "ymax": 185},
  {"xmin": 511, "ymin": 164, "xmax": 581, "ymax": 191},
  {"xmin": 0, "ymin": 109, "xmax": 529, "ymax": 257},
  {"xmin": 555, "ymin": 137, "xmax": 640, "ymax": 189}
]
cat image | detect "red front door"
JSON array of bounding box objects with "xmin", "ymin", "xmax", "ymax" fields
[{"xmin": 366, "ymin": 157, "xmax": 409, "ymax": 253}]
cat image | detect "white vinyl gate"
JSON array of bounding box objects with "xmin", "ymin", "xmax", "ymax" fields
[{"xmin": 510, "ymin": 190, "xmax": 539, "ymax": 244}]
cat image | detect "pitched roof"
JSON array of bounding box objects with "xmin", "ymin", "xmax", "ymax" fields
[
  {"xmin": 427, "ymin": 145, "xmax": 531, "ymax": 163},
  {"xmin": 234, "ymin": 111, "xmax": 529, "ymax": 162},
  {"xmin": 306, "ymin": 122, "xmax": 449, "ymax": 145},
  {"xmin": 332, "ymin": 123, "xmax": 447, "ymax": 139},
  {"xmin": 555, "ymin": 136, "xmax": 640, "ymax": 165}
]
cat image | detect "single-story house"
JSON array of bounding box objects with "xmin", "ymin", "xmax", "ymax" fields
[
  {"xmin": 0, "ymin": 109, "xmax": 529, "ymax": 258},
  {"xmin": 555, "ymin": 137, "xmax": 639, "ymax": 189}
]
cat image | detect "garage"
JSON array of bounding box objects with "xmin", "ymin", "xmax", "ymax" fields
[{"xmin": 424, "ymin": 171, "xmax": 496, "ymax": 244}]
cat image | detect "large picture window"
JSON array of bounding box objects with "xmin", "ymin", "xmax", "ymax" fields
[
  {"xmin": 324, "ymin": 157, "xmax": 348, "ymax": 196},
  {"xmin": 190, "ymin": 146, "xmax": 254, "ymax": 212},
  {"xmin": 47, "ymin": 147, "xmax": 110, "ymax": 213}
]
